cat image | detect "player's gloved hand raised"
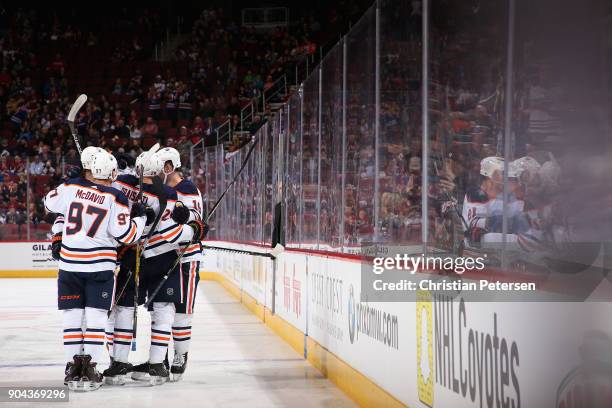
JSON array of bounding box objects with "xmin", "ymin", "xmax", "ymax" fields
[
  {"xmin": 187, "ymin": 219, "xmax": 209, "ymax": 243},
  {"xmin": 131, "ymin": 202, "xmax": 146, "ymax": 218},
  {"xmin": 51, "ymin": 233, "xmax": 62, "ymax": 260},
  {"xmin": 131, "ymin": 203, "xmax": 155, "ymax": 225},
  {"xmin": 171, "ymin": 202, "xmax": 190, "ymax": 224}
]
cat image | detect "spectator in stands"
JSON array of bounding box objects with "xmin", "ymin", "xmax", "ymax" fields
[
  {"xmin": 129, "ymin": 119, "xmax": 142, "ymax": 139},
  {"xmin": 178, "ymin": 84, "xmax": 193, "ymax": 121},
  {"xmin": 147, "ymin": 86, "xmax": 161, "ymax": 120},
  {"xmin": 28, "ymin": 155, "xmax": 44, "ymax": 175},
  {"xmin": 141, "ymin": 117, "xmax": 159, "ymax": 137},
  {"xmin": 112, "ymin": 78, "xmax": 122, "ymax": 95},
  {"xmin": 114, "ymin": 119, "xmax": 130, "ymax": 139},
  {"xmin": 5, "ymin": 206, "xmax": 23, "ymax": 224},
  {"xmin": 13, "ymin": 155, "xmax": 26, "ymax": 175},
  {"xmin": 0, "ymin": 155, "xmax": 12, "ymax": 174},
  {"xmin": 42, "ymin": 160, "xmax": 55, "ymax": 176}
]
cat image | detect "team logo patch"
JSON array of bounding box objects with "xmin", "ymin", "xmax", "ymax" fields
[
  {"xmin": 167, "ymin": 288, "xmax": 174, "ymax": 296},
  {"xmin": 101, "ymin": 292, "xmax": 109, "ymax": 299}
]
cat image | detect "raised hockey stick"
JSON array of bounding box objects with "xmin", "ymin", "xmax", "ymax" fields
[
  {"xmin": 145, "ymin": 139, "xmax": 260, "ymax": 308},
  {"xmin": 131, "ymin": 166, "xmax": 145, "ymax": 350},
  {"xmin": 67, "ymin": 94, "xmax": 87, "ymax": 154}
]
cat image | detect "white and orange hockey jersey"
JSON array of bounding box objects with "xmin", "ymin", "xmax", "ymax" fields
[
  {"xmin": 174, "ymin": 179, "xmax": 204, "ymax": 262},
  {"xmin": 113, "ymin": 174, "xmax": 194, "ymax": 258},
  {"xmin": 44, "ymin": 177, "xmax": 146, "ymax": 272}
]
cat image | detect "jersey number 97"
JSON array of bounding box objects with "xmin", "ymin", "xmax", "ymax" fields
[{"xmin": 66, "ymin": 203, "xmax": 108, "ymax": 238}]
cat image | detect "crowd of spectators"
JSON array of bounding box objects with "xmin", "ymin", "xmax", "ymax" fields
[
  {"xmin": 213, "ymin": 0, "xmax": 561, "ymax": 261},
  {"xmin": 0, "ymin": 3, "xmax": 368, "ymax": 238}
]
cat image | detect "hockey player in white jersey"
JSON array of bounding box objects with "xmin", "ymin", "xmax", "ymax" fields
[
  {"xmin": 50, "ymin": 146, "xmax": 107, "ymax": 255},
  {"xmin": 462, "ymin": 156, "xmax": 504, "ymax": 246},
  {"xmin": 44, "ymin": 150, "xmax": 148, "ymax": 391},
  {"xmin": 157, "ymin": 146, "xmax": 208, "ymax": 381},
  {"xmin": 105, "ymin": 151, "xmax": 205, "ymax": 385}
]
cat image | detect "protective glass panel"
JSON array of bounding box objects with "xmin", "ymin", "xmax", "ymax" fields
[
  {"xmin": 505, "ymin": 0, "xmax": 612, "ymax": 278},
  {"xmin": 429, "ymin": 0, "xmax": 508, "ymax": 262},
  {"xmin": 378, "ymin": 0, "xmax": 422, "ymax": 245},
  {"xmin": 263, "ymin": 123, "xmax": 274, "ymax": 244},
  {"xmin": 301, "ymin": 72, "xmax": 320, "ymax": 248},
  {"xmin": 319, "ymin": 42, "xmax": 343, "ymax": 251},
  {"xmin": 344, "ymin": 6, "xmax": 376, "ymax": 247}
]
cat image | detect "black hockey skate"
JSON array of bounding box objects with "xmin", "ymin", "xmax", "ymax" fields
[
  {"xmin": 103, "ymin": 361, "xmax": 133, "ymax": 385},
  {"xmin": 170, "ymin": 352, "xmax": 188, "ymax": 382},
  {"xmin": 149, "ymin": 363, "xmax": 170, "ymax": 385},
  {"xmin": 64, "ymin": 357, "xmax": 82, "ymax": 389},
  {"xmin": 130, "ymin": 362, "xmax": 150, "ymax": 381},
  {"xmin": 72, "ymin": 355, "xmax": 103, "ymax": 392}
]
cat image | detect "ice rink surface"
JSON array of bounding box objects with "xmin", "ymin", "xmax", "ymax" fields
[{"xmin": 0, "ymin": 278, "xmax": 354, "ymax": 407}]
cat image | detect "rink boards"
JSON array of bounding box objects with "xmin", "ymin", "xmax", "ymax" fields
[
  {"xmin": 200, "ymin": 241, "xmax": 610, "ymax": 408},
  {"xmin": 2, "ymin": 240, "xmax": 609, "ymax": 407}
]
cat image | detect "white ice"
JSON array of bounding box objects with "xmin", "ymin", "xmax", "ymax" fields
[{"xmin": 0, "ymin": 279, "xmax": 355, "ymax": 407}]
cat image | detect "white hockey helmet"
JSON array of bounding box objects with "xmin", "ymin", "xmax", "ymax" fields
[
  {"xmin": 511, "ymin": 156, "xmax": 541, "ymax": 179},
  {"xmin": 538, "ymin": 160, "xmax": 561, "ymax": 189},
  {"xmin": 81, "ymin": 146, "xmax": 104, "ymax": 170},
  {"xmin": 480, "ymin": 156, "xmax": 504, "ymax": 178},
  {"xmin": 136, "ymin": 150, "xmax": 163, "ymax": 177},
  {"xmin": 156, "ymin": 147, "xmax": 182, "ymax": 172},
  {"xmin": 91, "ymin": 151, "xmax": 118, "ymax": 181}
]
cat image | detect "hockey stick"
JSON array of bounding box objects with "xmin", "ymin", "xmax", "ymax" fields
[
  {"xmin": 131, "ymin": 166, "xmax": 145, "ymax": 350},
  {"xmin": 144, "ymin": 139, "xmax": 259, "ymax": 308},
  {"xmin": 67, "ymin": 94, "xmax": 87, "ymax": 154}
]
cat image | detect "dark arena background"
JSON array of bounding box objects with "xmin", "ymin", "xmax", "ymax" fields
[{"xmin": 0, "ymin": 0, "xmax": 610, "ymax": 407}]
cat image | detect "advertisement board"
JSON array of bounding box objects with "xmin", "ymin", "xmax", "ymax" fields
[
  {"xmin": 274, "ymin": 252, "xmax": 308, "ymax": 332},
  {"xmin": 0, "ymin": 242, "xmax": 57, "ymax": 273},
  {"xmin": 190, "ymin": 241, "xmax": 612, "ymax": 407}
]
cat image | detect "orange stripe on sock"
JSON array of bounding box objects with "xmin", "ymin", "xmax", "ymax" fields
[
  {"xmin": 114, "ymin": 334, "xmax": 132, "ymax": 340},
  {"xmin": 151, "ymin": 335, "xmax": 170, "ymax": 342},
  {"xmin": 172, "ymin": 331, "xmax": 191, "ymax": 336},
  {"xmin": 83, "ymin": 334, "xmax": 105, "ymax": 339},
  {"xmin": 63, "ymin": 334, "xmax": 83, "ymax": 339}
]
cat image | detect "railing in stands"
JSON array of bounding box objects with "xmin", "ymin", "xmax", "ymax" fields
[
  {"xmin": 262, "ymin": 75, "xmax": 288, "ymax": 113},
  {"xmin": 240, "ymin": 102, "xmax": 255, "ymax": 132},
  {"xmin": 215, "ymin": 116, "xmax": 233, "ymax": 145}
]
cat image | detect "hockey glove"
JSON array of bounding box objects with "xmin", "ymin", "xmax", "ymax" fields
[
  {"xmin": 131, "ymin": 203, "xmax": 155, "ymax": 225},
  {"xmin": 131, "ymin": 202, "xmax": 146, "ymax": 218},
  {"xmin": 144, "ymin": 207, "xmax": 156, "ymax": 226},
  {"xmin": 171, "ymin": 201, "xmax": 190, "ymax": 224},
  {"xmin": 51, "ymin": 233, "xmax": 62, "ymax": 260},
  {"xmin": 187, "ymin": 219, "xmax": 209, "ymax": 243}
]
